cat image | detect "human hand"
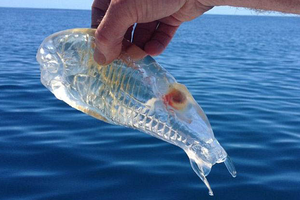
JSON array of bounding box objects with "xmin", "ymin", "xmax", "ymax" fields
[{"xmin": 92, "ymin": 0, "xmax": 212, "ymax": 64}]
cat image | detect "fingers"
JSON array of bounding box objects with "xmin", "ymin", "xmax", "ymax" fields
[
  {"xmin": 91, "ymin": 6, "xmax": 105, "ymax": 28},
  {"xmin": 144, "ymin": 22, "xmax": 179, "ymax": 56},
  {"xmin": 92, "ymin": 0, "xmax": 185, "ymax": 64},
  {"xmin": 91, "ymin": 0, "xmax": 110, "ymax": 28},
  {"xmin": 92, "ymin": 0, "xmax": 211, "ymax": 63},
  {"xmin": 94, "ymin": 1, "xmax": 135, "ymax": 65},
  {"xmin": 132, "ymin": 22, "xmax": 158, "ymax": 49},
  {"xmin": 92, "ymin": 0, "xmax": 133, "ymax": 53}
]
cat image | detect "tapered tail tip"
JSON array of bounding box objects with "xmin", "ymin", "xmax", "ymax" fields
[{"xmin": 224, "ymin": 156, "xmax": 237, "ymax": 178}]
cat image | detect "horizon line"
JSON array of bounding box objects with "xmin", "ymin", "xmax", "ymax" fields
[{"xmin": 0, "ymin": 6, "xmax": 297, "ymax": 17}]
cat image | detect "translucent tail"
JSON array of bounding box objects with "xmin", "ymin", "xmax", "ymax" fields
[
  {"xmin": 224, "ymin": 156, "xmax": 237, "ymax": 178},
  {"xmin": 185, "ymin": 143, "xmax": 237, "ymax": 196},
  {"xmin": 189, "ymin": 158, "xmax": 214, "ymax": 196}
]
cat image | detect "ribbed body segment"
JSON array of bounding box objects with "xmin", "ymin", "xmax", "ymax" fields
[
  {"xmin": 37, "ymin": 29, "xmax": 182, "ymax": 146},
  {"xmin": 37, "ymin": 29, "xmax": 236, "ymax": 196},
  {"xmin": 71, "ymin": 54, "xmax": 183, "ymax": 146}
]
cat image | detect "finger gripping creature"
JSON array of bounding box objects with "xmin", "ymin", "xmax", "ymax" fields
[{"xmin": 36, "ymin": 28, "xmax": 236, "ymax": 196}]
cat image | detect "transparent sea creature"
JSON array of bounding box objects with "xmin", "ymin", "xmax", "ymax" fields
[{"xmin": 36, "ymin": 28, "xmax": 236, "ymax": 196}]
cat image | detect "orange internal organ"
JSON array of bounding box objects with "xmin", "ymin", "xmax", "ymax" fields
[{"xmin": 163, "ymin": 87, "xmax": 188, "ymax": 110}]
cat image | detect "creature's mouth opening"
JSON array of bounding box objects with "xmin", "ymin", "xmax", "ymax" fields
[{"xmin": 185, "ymin": 143, "xmax": 237, "ymax": 196}]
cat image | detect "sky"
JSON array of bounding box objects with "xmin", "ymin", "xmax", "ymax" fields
[{"xmin": 0, "ymin": 0, "xmax": 291, "ymax": 16}]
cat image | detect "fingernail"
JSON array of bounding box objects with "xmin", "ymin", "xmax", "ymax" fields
[{"xmin": 94, "ymin": 48, "xmax": 106, "ymax": 65}]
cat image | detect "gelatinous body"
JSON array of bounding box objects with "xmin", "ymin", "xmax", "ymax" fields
[{"xmin": 36, "ymin": 28, "xmax": 236, "ymax": 195}]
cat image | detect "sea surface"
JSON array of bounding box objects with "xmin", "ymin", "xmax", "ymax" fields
[{"xmin": 1, "ymin": 7, "xmax": 300, "ymax": 200}]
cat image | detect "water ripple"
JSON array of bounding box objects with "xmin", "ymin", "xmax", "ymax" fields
[{"xmin": 1, "ymin": 8, "xmax": 300, "ymax": 200}]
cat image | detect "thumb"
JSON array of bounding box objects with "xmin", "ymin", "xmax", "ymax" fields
[{"xmin": 94, "ymin": 2, "xmax": 134, "ymax": 65}]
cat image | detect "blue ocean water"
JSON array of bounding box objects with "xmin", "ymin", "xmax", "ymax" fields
[{"xmin": 1, "ymin": 7, "xmax": 300, "ymax": 200}]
